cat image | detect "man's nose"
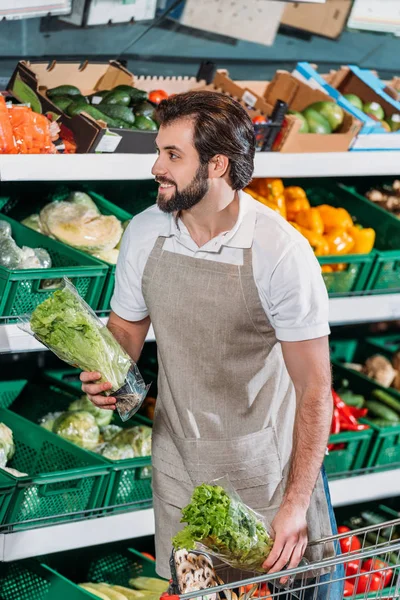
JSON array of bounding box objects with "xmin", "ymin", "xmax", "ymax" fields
[{"xmin": 152, "ymin": 155, "xmax": 168, "ymax": 177}]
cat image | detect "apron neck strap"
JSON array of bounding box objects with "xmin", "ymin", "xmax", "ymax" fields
[{"xmin": 243, "ymin": 246, "xmax": 253, "ymax": 268}]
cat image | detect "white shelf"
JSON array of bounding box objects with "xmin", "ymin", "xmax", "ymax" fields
[
  {"xmin": 329, "ymin": 469, "xmax": 400, "ymax": 508},
  {"xmin": 0, "ymin": 470, "xmax": 397, "ymax": 561},
  {"xmin": 1, "ymin": 152, "xmax": 400, "ymax": 181},
  {"xmin": 1, "ymin": 295, "xmax": 399, "ymax": 353},
  {"xmin": 0, "ymin": 508, "xmax": 155, "ymax": 562},
  {"xmin": 0, "ymin": 321, "xmax": 156, "ymax": 353}
]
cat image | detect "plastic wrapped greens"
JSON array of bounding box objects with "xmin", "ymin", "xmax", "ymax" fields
[
  {"xmin": 39, "ymin": 411, "xmax": 63, "ymax": 432},
  {"xmin": 68, "ymin": 395, "xmax": 113, "ymax": 427},
  {"xmin": 19, "ymin": 278, "xmax": 149, "ymax": 421},
  {"xmin": 0, "ymin": 219, "xmax": 51, "ymax": 270},
  {"xmin": 172, "ymin": 480, "xmax": 274, "ymax": 573}
]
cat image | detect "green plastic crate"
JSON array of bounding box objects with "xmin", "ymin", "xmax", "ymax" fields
[
  {"xmin": 0, "ymin": 470, "xmax": 15, "ymax": 527},
  {"xmin": 0, "ymin": 407, "xmax": 110, "ymax": 528},
  {"xmin": 4, "ymin": 380, "xmax": 153, "ymax": 515},
  {"xmin": 297, "ymin": 180, "xmax": 400, "ymax": 296},
  {"xmin": 0, "ymin": 186, "xmax": 149, "ymax": 311},
  {"xmin": 330, "ymin": 348, "xmax": 400, "ymax": 471},
  {"xmin": 0, "ymin": 559, "xmax": 91, "ymax": 600},
  {"xmin": 42, "ymin": 545, "xmax": 161, "ymax": 595},
  {"xmin": 366, "ymin": 333, "xmax": 400, "ymax": 354},
  {"xmin": 325, "ymin": 429, "xmax": 373, "ymax": 479},
  {"xmin": 0, "ymin": 214, "xmax": 107, "ymax": 318},
  {"xmin": 341, "ymin": 182, "xmax": 400, "ymax": 292}
]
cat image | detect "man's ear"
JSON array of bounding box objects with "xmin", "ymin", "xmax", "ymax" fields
[{"xmin": 208, "ymin": 154, "xmax": 229, "ymax": 179}]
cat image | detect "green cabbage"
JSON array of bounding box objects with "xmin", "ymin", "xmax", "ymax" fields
[
  {"xmin": 53, "ymin": 411, "xmax": 100, "ymax": 450},
  {"xmin": 100, "ymin": 424, "xmax": 122, "ymax": 442},
  {"xmin": 39, "ymin": 411, "xmax": 63, "ymax": 431},
  {"xmin": 69, "ymin": 395, "xmax": 113, "ymax": 427},
  {"xmin": 0, "ymin": 423, "xmax": 15, "ymax": 467},
  {"xmin": 30, "ymin": 282, "xmax": 131, "ymax": 391},
  {"xmin": 98, "ymin": 443, "xmax": 135, "ymax": 460},
  {"xmin": 172, "ymin": 483, "xmax": 273, "ymax": 573},
  {"xmin": 112, "ymin": 425, "xmax": 152, "ymax": 457},
  {"xmin": 21, "ymin": 214, "xmax": 42, "ymax": 233}
]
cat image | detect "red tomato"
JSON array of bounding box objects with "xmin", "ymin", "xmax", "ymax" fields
[
  {"xmin": 363, "ymin": 558, "xmax": 393, "ymax": 587},
  {"xmin": 355, "ymin": 571, "xmax": 385, "ymax": 594},
  {"xmin": 252, "ymin": 115, "xmax": 267, "ymax": 124},
  {"xmin": 343, "ymin": 581, "xmax": 354, "ymax": 597},
  {"xmin": 338, "ymin": 526, "xmax": 362, "ymax": 554},
  {"xmin": 345, "ymin": 559, "xmax": 362, "ymax": 577},
  {"xmin": 149, "ymin": 89, "xmax": 169, "ymax": 104}
]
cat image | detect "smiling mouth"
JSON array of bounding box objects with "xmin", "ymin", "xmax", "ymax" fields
[{"xmin": 158, "ymin": 183, "xmax": 175, "ymax": 190}]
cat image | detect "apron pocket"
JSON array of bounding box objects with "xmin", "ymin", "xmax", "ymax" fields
[{"xmin": 167, "ymin": 426, "xmax": 283, "ymax": 509}]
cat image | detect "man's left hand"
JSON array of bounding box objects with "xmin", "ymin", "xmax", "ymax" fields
[{"xmin": 262, "ymin": 501, "xmax": 308, "ymax": 583}]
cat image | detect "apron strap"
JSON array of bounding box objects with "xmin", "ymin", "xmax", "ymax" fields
[
  {"xmin": 242, "ymin": 247, "xmax": 253, "ymax": 270},
  {"xmin": 151, "ymin": 236, "xmax": 167, "ymax": 258}
]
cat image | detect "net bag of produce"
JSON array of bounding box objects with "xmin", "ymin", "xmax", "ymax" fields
[
  {"xmin": 172, "ymin": 478, "xmax": 274, "ymax": 573},
  {"xmin": 18, "ymin": 277, "xmax": 149, "ymax": 421}
]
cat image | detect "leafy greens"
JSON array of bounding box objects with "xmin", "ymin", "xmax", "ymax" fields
[{"xmin": 172, "ymin": 483, "xmax": 273, "ymax": 572}]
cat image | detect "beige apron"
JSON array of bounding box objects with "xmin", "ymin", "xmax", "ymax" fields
[{"xmin": 142, "ymin": 235, "xmax": 333, "ymax": 579}]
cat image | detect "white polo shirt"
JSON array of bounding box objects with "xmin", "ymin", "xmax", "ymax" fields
[{"xmin": 111, "ymin": 190, "xmax": 330, "ymax": 342}]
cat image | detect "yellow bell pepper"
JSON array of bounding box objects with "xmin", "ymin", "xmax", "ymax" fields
[
  {"xmin": 324, "ymin": 228, "xmax": 355, "ymax": 255},
  {"xmin": 295, "ymin": 208, "xmax": 324, "ymax": 236},
  {"xmin": 284, "ymin": 186, "xmax": 310, "ymax": 221},
  {"xmin": 349, "ymin": 226, "xmax": 375, "ymax": 254},
  {"xmin": 317, "ymin": 205, "xmax": 353, "ymax": 233},
  {"xmin": 248, "ymin": 178, "xmax": 284, "ymax": 199},
  {"xmin": 298, "ymin": 226, "xmax": 330, "ymax": 256},
  {"xmin": 245, "ymin": 188, "xmax": 286, "ymax": 218},
  {"xmin": 321, "ymin": 265, "xmax": 334, "ymax": 273}
]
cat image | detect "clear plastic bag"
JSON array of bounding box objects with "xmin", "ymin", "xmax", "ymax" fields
[
  {"xmin": 173, "ymin": 477, "xmax": 274, "ymax": 573},
  {"xmin": 18, "ymin": 278, "xmax": 150, "ymax": 422}
]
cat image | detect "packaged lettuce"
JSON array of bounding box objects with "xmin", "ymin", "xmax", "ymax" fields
[
  {"xmin": 19, "ymin": 278, "xmax": 149, "ymax": 422},
  {"xmin": 173, "ymin": 480, "xmax": 274, "ymax": 573}
]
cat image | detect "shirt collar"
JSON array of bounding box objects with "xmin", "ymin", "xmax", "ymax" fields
[{"xmin": 167, "ymin": 190, "xmax": 256, "ymax": 252}]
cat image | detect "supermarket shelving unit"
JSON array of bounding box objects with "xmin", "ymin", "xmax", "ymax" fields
[{"xmin": 1, "ymin": 151, "xmax": 400, "ymax": 559}]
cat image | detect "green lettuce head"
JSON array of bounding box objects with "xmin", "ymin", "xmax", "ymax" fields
[{"xmin": 53, "ymin": 411, "xmax": 100, "ymax": 450}]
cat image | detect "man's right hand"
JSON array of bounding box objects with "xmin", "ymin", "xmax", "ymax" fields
[{"xmin": 80, "ymin": 371, "xmax": 116, "ymax": 411}]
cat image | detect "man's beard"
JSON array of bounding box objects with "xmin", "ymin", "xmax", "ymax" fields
[{"xmin": 156, "ymin": 163, "xmax": 209, "ymax": 214}]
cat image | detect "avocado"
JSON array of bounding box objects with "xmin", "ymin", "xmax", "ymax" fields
[
  {"xmin": 112, "ymin": 85, "xmax": 148, "ymax": 102},
  {"xmin": 343, "ymin": 94, "xmax": 363, "ymax": 111},
  {"xmin": 87, "ymin": 90, "xmax": 110, "ymax": 104},
  {"xmin": 288, "ymin": 110, "xmax": 309, "ymax": 133},
  {"xmin": 135, "ymin": 101, "xmax": 156, "ymax": 119},
  {"xmin": 306, "ymin": 101, "xmax": 344, "ymax": 132},
  {"xmin": 51, "ymin": 95, "xmax": 74, "ymax": 112},
  {"xmin": 363, "ymin": 101, "xmax": 385, "ymax": 121},
  {"xmin": 99, "ymin": 104, "xmax": 135, "ymax": 126},
  {"xmin": 388, "ymin": 113, "xmax": 400, "ymax": 132},
  {"xmin": 66, "ymin": 101, "xmax": 91, "ymax": 117},
  {"xmin": 66, "ymin": 102, "xmax": 121, "ymax": 127},
  {"xmin": 134, "ymin": 115, "xmax": 158, "ymax": 131},
  {"xmin": 47, "ymin": 84, "xmax": 82, "ymax": 98},
  {"xmin": 100, "ymin": 90, "xmax": 131, "ymax": 107},
  {"xmin": 302, "ymin": 108, "xmax": 332, "ymax": 134}
]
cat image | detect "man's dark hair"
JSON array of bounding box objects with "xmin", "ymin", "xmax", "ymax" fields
[{"xmin": 156, "ymin": 91, "xmax": 255, "ymax": 190}]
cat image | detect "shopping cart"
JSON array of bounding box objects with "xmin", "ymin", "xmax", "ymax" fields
[{"xmin": 166, "ymin": 518, "xmax": 400, "ymax": 600}]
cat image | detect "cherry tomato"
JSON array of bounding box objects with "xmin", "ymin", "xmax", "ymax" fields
[
  {"xmin": 355, "ymin": 570, "xmax": 385, "ymax": 594},
  {"xmin": 363, "ymin": 558, "xmax": 393, "ymax": 587},
  {"xmin": 338, "ymin": 526, "xmax": 362, "ymax": 554},
  {"xmin": 343, "ymin": 580, "xmax": 354, "ymax": 597},
  {"xmin": 149, "ymin": 89, "xmax": 169, "ymax": 104},
  {"xmin": 252, "ymin": 115, "xmax": 267, "ymax": 124},
  {"xmin": 141, "ymin": 552, "xmax": 156, "ymax": 561},
  {"xmin": 345, "ymin": 559, "xmax": 362, "ymax": 577}
]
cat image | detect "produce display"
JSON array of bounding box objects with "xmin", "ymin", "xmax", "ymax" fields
[
  {"xmin": 0, "ymin": 219, "xmax": 52, "ymax": 270},
  {"xmin": 22, "ymin": 191, "xmax": 128, "ymax": 265},
  {"xmin": 289, "ymin": 101, "xmax": 345, "ymax": 135},
  {"xmin": 0, "ymin": 95, "xmax": 59, "ymax": 154},
  {"xmin": 79, "ymin": 576, "xmax": 168, "ymax": 600},
  {"xmin": 365, "ymin": 180, "xmax": 400, "ymax": 218},
  {"xmin": 0, "ymin": 422, "xmax": 27, "ymax": 477},
  {"xmin": 25, "ymin": 279, "xmax": 149, "ymax": 422},
  {"xmin": 329, "ymin": 385, "xmax": 370, "ymax": 449},
  {"xmin": 246, "ymin": 179, "xmax": 376, "ymax": 266},
  {"xmin": 343, "ymin": 93, "xmax": 400, "ymax": 132},
  {"xmin": 46, "ymin": 83, "xmax": 166, "ymax": 132},
  {"xmin": 172, "ymin": 483, "xmax": 273, "ymax": 573},
  {"xmin": 348, "ymin": 350, "xmax": 400, "ymax": 396}
]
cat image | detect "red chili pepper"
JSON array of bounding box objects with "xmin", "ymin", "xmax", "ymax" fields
[
  {"xmin": 349, "ymin": 407, "xmax": 368, "ymax": 419},
  {"xmin": 331, "ymin": 407, "xmax": 341, "ymax": 434},
  {"xmin": 339, "ymin": 420, "xmax": 370, "ymax": 431},
  {"xmin": 332, "ymin": 389, "xmax": 359, "ymax": 426}
]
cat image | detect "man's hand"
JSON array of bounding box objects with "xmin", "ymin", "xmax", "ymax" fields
[
  {"xmin": 80, "ymin": 371, "xmax": 116, "ymax": 411},
  {"xmin": 263, "ymin": 500, "xmax": 308, "ymax": 583}
]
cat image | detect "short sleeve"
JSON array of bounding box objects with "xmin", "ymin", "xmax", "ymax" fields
[
  {"xmin": 264, "ymin": 241, "xmax": 330, "ymax": 342},
  {"xmin": 110, "ymin": 222, "xmax": 149, "ymax": 322}
]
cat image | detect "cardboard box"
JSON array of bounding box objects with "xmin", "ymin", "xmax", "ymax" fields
[
  {"xmin": 0, "ymin": 0, "xmax": 71, "ymax": 20},
  {"xmin": 196, "ymin": 69, "xmax": 360, "ymax": 153},
  {"xmin": 281, "ymin": 0, "xmax": 352, "ymax": 39},
  {"xmin": 292, "ymin": 61, "xmax": 400, "ymax": 151},
  {"xmin": 294, "ymin": 63, "xmax": 400, "ymax": 150},
  {"xmin": 262, "ymin": 70, "xmax": 361, "ymax": 153},
  {"xmin": 8, "ymin": 60, "xmax": 164, "ymax": 154}
]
